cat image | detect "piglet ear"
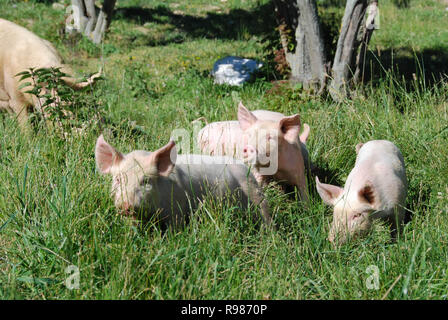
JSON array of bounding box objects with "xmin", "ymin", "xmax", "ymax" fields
[
  {"xmin": 279, "ymin": 114, "xmax": 301, "ymax": 144},
  {"xmin": 355, "ymin": 142, "xmax": 364, "ymax": 154},
  {"xmin": 153, "ymin": 141, "xmax": 177, "ymax": 176},
  {"xmin": 358, "ymin": 183, "xmax": 376, "ymax": 207},
  {"xmin": 315, "ymin": 176, "xmax": 344, "ymax": 206},
  {"xmin": 300, "ymin": 123, "xmax": 310, "ymax": 145},
  {"xmin": 95, "ymin": 135, "xmax": 124, "ymax": 174},
  {"xmin": 237, "ymin": 102, "xmax": 258, "ymax": 131}
]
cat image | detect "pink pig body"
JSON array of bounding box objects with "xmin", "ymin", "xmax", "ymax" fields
[
  {"xmin": 316, "ymin": 140, "xmax": 407, "ymax": 244},
  {"xmin": 251, "ymin": 109, "xmax": 311, "ymax": 170},
  {"xmin": 197, "ymin": 103, "xmax": 310, "ymax": 203},
  {"xmin": 95, "ymin": 136, "xmax": 273, "ymax": 229},
  {"xmin": 0, "ymin": 19, "xmax": 101, "ymax": 127}
]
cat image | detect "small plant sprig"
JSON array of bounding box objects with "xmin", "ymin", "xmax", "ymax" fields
[
  {"xmin": 16, "ymin": 67, "xmax": 74, "ymax": 129},
  {"xmin": 16, "ymin": 67, "xmax": 104, "ymax": 136}
]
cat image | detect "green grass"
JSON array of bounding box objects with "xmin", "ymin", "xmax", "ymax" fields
[{"xmin": 0, "ymin": 0, "xmax": 447, "ymax": 299}]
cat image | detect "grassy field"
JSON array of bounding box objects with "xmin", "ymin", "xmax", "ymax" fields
[{"xmin": 0, "ymin": 0, "xmax": 447, "ymax": 299}]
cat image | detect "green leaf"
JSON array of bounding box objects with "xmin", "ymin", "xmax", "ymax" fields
[
  {"xmin": 19, "ymin": 74, "xmax": 32, "ymax": 81},
  {"xmin": 35, "ymin": 67, "xmax": 51, "ymax": 74},
  {"xmin": 15, "ymin": 70, "xmax": 30, "ymax": 77},
  {"xmin": 24, "ymin": 89, "xmax": 39, "ymax": 95},
  {"xmin": 18, "ymin": 82, "xmax": 32, "ymax": 90}
]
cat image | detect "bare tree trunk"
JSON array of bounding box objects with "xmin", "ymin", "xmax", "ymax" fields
[
  {"xmin": 68, "ymin": 0, "xmax": 88, "ymax": 33},
  {"xmin": 274, "ymin": 0, "xmax": 378, "ymax": 101},
  {"xmin": 92, "ymin": 0, "xmax": 116, "ymax": 44},
  {"xmin": 329, "ymin": 0, "xmax": 371, "ymax": 101},
  {"xmin": 295, "ymin": 0, "xmax": 327, "ymax": 93},
  {"xmin": 67, "ymin": 0, "xmax": 116, "ymax": 44},
  {"xmin": 353, "ymin": 0, "xmax": 379, "ymax": 83},
  {"xmin": 83, "ymin": 0, "xmax": 97, "ymax": 37},
  {"xmin": 274, "ymin": 0, "xmax": 327, "ymax": 93}
]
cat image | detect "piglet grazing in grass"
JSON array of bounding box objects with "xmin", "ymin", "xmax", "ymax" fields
[
  {"xmin": 316, "ymin": 140, "xmax": 407, "ymax": 245},
  {"xmin": 198, "ymin": 102, "xmax": 310, "ymax": 203},
  {"xmin": 95, "ymin": 135, "xmax": 273, "ymax": 229}
]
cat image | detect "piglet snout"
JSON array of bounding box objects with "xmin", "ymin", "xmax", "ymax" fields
[
  {"xmin": 119, "ymin": 202, "xmax": 133, "ymax": 216},
  {"xmin": 243, "ymin": 145, "xmax": 257, "ymax": 162}
]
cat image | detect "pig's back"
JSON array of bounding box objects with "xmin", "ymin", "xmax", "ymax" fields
[
  {"xmin": 156, "ymin": 154, "xmax": 257, "ymax": 220},
  {"xmin": 175, "ymin": 154, "xmax": 255, "ymax": 191},
  {"xmin": 156, "ymin": 155, "xmax": 263, "ymax": 227},
  {"xmin": 252, "ymin": 110, "xmax": 285, "ymax": 121},
  {"xmin": 0, "ymin": 19, "xmax": 62, "ymax": 74},
  {"xmin": 197, "ymin": 121, "xmax": 245, "ymax": 158},
  {"xmin": 352, "ymin": 140, "xmax": 407, "ymax": 209},
  {"xmin": 357, "ymin": 140, "xmax": 405, "ymax": 174}
]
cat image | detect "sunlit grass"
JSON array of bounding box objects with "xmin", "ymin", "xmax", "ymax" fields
[{"xmin": 0, "ymin": 0, "xmax": 447, "ymax": 299}]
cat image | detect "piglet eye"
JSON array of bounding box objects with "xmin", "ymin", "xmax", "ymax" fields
[
  {"xmin": 114, "ymin": 176, "xmax": 121, "ymax": 186},
  {"xmin": 141, "ymin": 176, "xmax": 153, "ymax": 191},
  {"xmin": 352, "ymin": 213, "xmax": 363, "ymax": 219},
  {"xmin": 141, "ymin": 176, "xmax": 153, "ymax": 185}
]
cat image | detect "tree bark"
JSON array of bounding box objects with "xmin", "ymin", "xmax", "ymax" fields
[
  {"xmin": 92, "ymin": 0, "xmax": 116, "ymax": 44},
  {"xmin": 274, "ymin": 0, "xmax": 327, "ymax": 93},
  {"xmin": 66, "ymin": 0, "xmax": 116, "ymax": 44},
  {"xmin": 83, "ymin": 0, "xmax": 97, "ymax": 37},
  {"xmin": 274, "ymin": 0, "xmax": 378, "ymax": 101},
  {"xmin": 295, "ymin": 0, "xmax": 327, "ymax": 93},
  {"xmin": 329, "ymin": 0, "xmax": 370, "ymax": 101},
  {"xmin": 353, "ymin": 0, "xmax": 379, "ymax": 83}
]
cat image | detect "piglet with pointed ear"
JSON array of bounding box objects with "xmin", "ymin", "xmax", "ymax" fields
[
  {"xmin": 237, "ymin": 102, "xmax": 258, "ymax": 131},
  {"xmin": 316, "ymin": 140, "xmax": 408, "ymax": 245},
  {"xmin": 95, "ymin": 135, "xmax": 274, "ymax": 229},
  {"xmin": 315, "ymin": 176, "xmax": 344, "ymax": 206},
  {"xmin": 234, "ymin": 102, "xmax": 308, "ymax": 203},
  {"xmin": 149, "ymin": 140, "xmax": 177, "ymax": 177},
  {"xmin": 95, "ymin": 134, "xmax": 124, "ymax": 174},
  {"xmin": 95, "ymin": 135, "xmax": 178, "ymax": 217}
]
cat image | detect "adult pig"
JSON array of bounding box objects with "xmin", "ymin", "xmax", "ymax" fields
[
  {"xmin": 95, "ymin": 135, "xmax": 273, "ymax": 229},
  {"xmin": 0, "ymin": 19, "xmax": 100, "ymax": 127},
  {"xmin": 316, "ymin": 140, "xmax": 407, "ymax": 244},
  {"xmin": 198, "ymin": 102, "xmax": 310, "ymax": 203}
]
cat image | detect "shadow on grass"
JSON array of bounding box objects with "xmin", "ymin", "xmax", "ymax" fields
[
  {"xmin": 280, "ymin": 162, "xmax": 345, "ymax": 205},
  {"xmin": 310, "ymin": 164, "xmax": 344, "ymax": 190},
  {"xmin": 114, "ymin": 4, "xmax": 448, "ymax": 91},
  {"xmin": 114, "ymin": 3, "xmax": 276, "ymax": 43},
  {"xmin": 33, "ymin": 0, "xmax": 59, "ymax": 3},
  {"xmin": 404, "ymin": 182, "xmax": 432, "ymax": 225},
  {"xmin": 358, "ymin": 47, "xmax": 448, "ymax": 89}
]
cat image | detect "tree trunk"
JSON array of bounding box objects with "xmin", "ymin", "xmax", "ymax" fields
[
  {"xmin": 83, "ymin": 0, "xmax": 97, "ymax": 37},
  {"xmin": 66, "ymin": 0, "xmax": 116, "ymax": 44},
  {"xmin": 274, "ymin": 0, "xmax": 327, "ymax": 93},
  {"xmin": 329, "ymin": 0, "xmax": 370, "ymax": 101},
  {"xmin": 353, "ymin": 0, "xmax": 379, "ymax": 83},
  {"xmin": 274, "ymin": 0, "xmax": 378, "ymax": 101}
]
